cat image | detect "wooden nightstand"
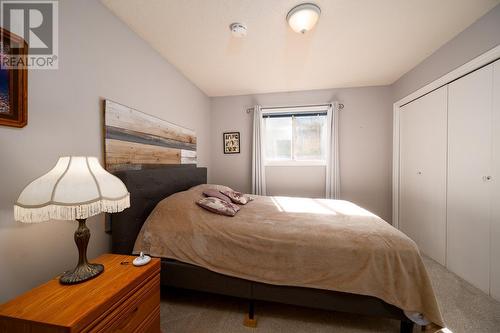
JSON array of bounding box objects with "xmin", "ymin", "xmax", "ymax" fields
[{"xmin": 0, "ymin": 254, "xmax": 161, "ymax": 333}]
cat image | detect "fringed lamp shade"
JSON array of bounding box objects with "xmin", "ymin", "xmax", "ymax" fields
[
  {"xmin": 14, "ymin": 156, "xmax": 130, "ymax": 223},
  {"xmin": 14, "ymin": 156, "xmax": 130, "ymax": 285}
]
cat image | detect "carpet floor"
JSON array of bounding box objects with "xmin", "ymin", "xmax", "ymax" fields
[{"xmin": 160, "ymin": 256, "xmax": 500, "ymax": 333}]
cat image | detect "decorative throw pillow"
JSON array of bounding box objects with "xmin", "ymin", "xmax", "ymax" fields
[
  {"xmin": 192, "ymin": 184, "xmax": 234, "ymax": 193},
  {"xmin": 203, "ymin": 189, "xmax": 232, "ymax": 203},
  {"xmin": 196, "ymin": 197, "xmax": 240, "ymax": 217},
  {"xmin": 220, "ymin": 190, "xmax": 254, "ymax": 205}
]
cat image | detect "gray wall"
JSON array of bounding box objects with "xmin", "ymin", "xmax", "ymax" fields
[
  {"xmin": 0, "ymin": 0, "xmax": 210, "ymax": 302},
  {"xmin": 210, "ymin": 87, "xmax": 393, "ymax": 222},
  {"xmin": 392, "ymin": 4, "xmax": 500, "ymax": 101}
]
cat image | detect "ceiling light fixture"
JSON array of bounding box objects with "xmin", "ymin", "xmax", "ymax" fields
[{"xmin": 286, "ymin": 3, "xmax": 321, "ymax": 34}]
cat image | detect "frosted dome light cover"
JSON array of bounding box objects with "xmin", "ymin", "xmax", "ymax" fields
[
  {"xmin": 14, "ymin": 156, "xmax": 130, "ymax": 223},
  {"xmin": 287, "ymin": 3, "xmax": 321, "ymax": 34}
]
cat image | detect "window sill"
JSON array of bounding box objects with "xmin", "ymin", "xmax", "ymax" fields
[{"xmin": 265, "ymin": 161, "xmax": 326, "ymax": 167}]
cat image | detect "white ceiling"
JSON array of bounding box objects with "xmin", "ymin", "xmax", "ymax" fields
[{"xmin": 101, "ymin": 0, "xmax": 499, "ymax": 97}]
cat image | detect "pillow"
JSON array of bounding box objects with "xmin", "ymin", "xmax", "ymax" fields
[
  {"xmin": 220, "ymin": 190, "xmax": 254, "ymax": 205},
  {"xmin": 203, "ymin": 189, "xmax": 232, "ymax": 203},
  {"xmin": 196, "ymin": 197, "xmax": 240, "ymax": 217},
  {"xmin": 190, "ymin": 184, "xmax": 234, "ymax": 193}
]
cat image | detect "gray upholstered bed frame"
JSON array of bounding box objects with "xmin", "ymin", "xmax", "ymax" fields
[{"xmin": 110, "ymin": 165, "xmax": 415, "ymax": 333}]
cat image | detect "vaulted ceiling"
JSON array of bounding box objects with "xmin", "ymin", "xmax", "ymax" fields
[{"xmin": 102, "ymin": 0, "xmax": 499, "ymax": 96}]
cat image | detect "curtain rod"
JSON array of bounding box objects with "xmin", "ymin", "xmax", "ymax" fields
[{"xmin": 246, "ymin": 103, "xmax": 344, "ymax": 114}]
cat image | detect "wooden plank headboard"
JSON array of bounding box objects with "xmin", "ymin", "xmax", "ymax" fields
[
  {"xmin": 110, "ymin": 165, "xmax": 207, "ymax": 254},
  {"xmin": 104, "ymin": 100, "xmax": 197, "ymax": 172}
]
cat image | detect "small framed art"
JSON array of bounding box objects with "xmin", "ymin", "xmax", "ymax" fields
[
  {"xmin": 0, "ymin": 28, "xmax": 28, "ymax": 128},
  {"xmin": 223, "ymin": 132, "xmax": 240, "ymax": 154}
]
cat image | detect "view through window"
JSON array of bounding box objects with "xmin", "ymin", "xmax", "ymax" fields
[{"xmin": 263, "ymin": 111, "xmax": 327, "ymax": 163}]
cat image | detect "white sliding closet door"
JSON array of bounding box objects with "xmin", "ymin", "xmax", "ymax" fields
[
  {"xmin": 491, "ymin": 60, "xmax": 500, "ymax": 300},
  {"xmin": 447, "ymin": 64, "xmax": 493, "ymax": 294},
  {"xmin": 399, "ymin": 86, "xmax": 447, "ymax": 265}
]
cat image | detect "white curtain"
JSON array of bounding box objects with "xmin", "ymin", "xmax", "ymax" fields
[
  {"xmin": 252, "ymin": 105, "xmax": 266, "ymax": 195},
  {"xmin": 325, "ymin": 102, "xmax": 340, "ymax": 199}
]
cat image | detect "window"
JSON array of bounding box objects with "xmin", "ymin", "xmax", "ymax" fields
[{"xmin": 263, "ymin": 108, "xmax": 328, "ymax": 165}]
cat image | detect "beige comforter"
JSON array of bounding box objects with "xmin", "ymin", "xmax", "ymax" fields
[{"xmin": 134, "ymin": 184, "xmax": 444, "ymax": 327}]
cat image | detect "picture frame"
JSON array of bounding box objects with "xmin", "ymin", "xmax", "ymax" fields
[
  {"xmin": 223, "ymin": 131, "xmax": 240, "ymax": 154},
  {"xmin": 0, "ymin": 28, "xmax": 28, "ymax": 128}
]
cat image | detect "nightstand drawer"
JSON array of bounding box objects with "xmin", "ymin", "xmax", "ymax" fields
[{"xmin": 87, "ymin": 274, "xmax": 160, "ymax": 333}]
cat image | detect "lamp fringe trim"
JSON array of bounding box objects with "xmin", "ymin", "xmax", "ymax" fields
[{"xmin": 14, "ymin": 196, "xmax": 130, "ymax": 223}]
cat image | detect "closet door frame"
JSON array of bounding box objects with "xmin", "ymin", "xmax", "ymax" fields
[{"xmin": 392, "ymin": 45, "xmax": 500, "ymax": 229}]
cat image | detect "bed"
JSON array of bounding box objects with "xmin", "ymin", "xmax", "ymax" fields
[{"xmin": 110, "ymin": 165, "xmax": 444, "ymax": 332}]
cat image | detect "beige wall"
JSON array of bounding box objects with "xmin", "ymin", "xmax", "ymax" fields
[
  {"xmin": 210, "ymin": 87, "xmax": 393, "ymax": 222},
  {"xmin": 0, "ymin": 0, "xmax": 210, "ymax": 302}
]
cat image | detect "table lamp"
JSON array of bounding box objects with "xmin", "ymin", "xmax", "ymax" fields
[{"xmin": 14, "ymin": 156, "xmax": 130, "ymax": 284}]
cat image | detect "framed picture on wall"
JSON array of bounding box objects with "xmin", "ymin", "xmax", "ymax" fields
[
  {"xmin": 0, "ymin": 28, "xmax": 28, "ymax": 128},
  {"xmin": 223, "ymin": 132, "xmax": 240, "ymax": 154}
]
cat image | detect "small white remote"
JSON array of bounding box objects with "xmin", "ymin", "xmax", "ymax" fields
[{"xmin": 133, "ymin": 252, "xmax": 152, "ymax": 266}]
